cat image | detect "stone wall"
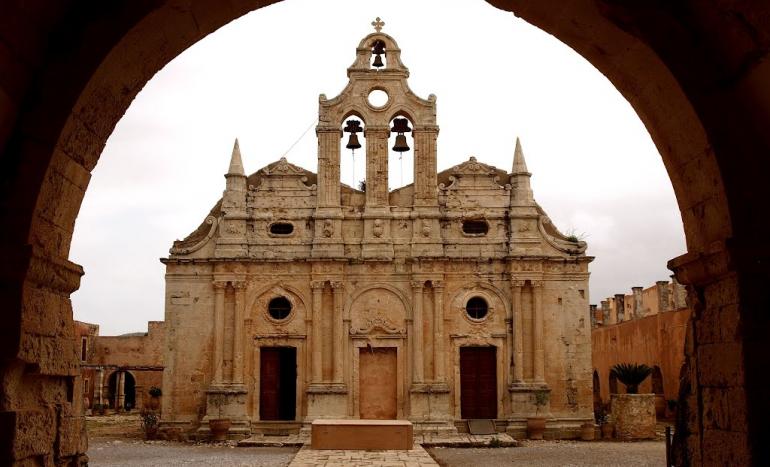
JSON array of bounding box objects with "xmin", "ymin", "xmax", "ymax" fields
[{"xmin": 592, "ymin": 307, "xmax": 690, "ymax": 403}]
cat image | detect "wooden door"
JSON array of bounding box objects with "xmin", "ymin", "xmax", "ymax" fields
[
  {"xmin": 260, "ymin": 347, "xmax": 296, "ymax": 420},
  {"xmin": 359, "ymin": 347, "xmax": 397, "ymax": 419},
  {"xmin": 460, "ymin": 347, "xmax": 497, "ymax": 419}
]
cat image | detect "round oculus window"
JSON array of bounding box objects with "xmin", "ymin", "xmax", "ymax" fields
[
  {"xmin": 268, "ymin": 296, "xmax": 292, "ymax": 320},
  {"xmin": 367, "ymin": 89, "xmax": 389, "ymax": 108},
  {"xmin": 466, "ymin": 296, "xmax": 489, "ymax": 320}
]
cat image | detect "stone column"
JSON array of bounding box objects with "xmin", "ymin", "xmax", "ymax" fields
[
  {"xmin": 656, "ymin": 280, "xmax": 671, "ymax": 312},
  {"xmin": 532, "ymin": 281, "xmax": 545, "ymax": 384},
  {"xmin": 433, "ymin": 281, "xmax": 445, "ymax": 382},
  {"xmin": 232, "ymin": 281, "xmax": 246, "ymax": 384},
  {"xmin": 311, "ymin": 281, "xmax": 324, "ymax": 383},
  {"xmin": 614, "ymin": 294, "xmax": 626, "ymax": 322},
  {"xmin": 97, "ymin": 368, "xmax": 104, "ymax": 406},
  {"xmin": 601, "ymin": 300, "xmax": 611, "ymax": 325},
  {"xmin": 512, "ymin": 280, "xmax": 525, "ymax": 383},
  {"xmin": 316, "ymin": 127, "xmax": 342, "ymax": 207},
  {"xmin": 632, "ymin": 286, "xmax": 644, "ymax": 319},
  {"xmin": 412, "ymin": 126, "xmax": 439, "ymax": 205},
  {"xmin": 590, "ymin": 304, "xmax": 599, "ymax": 327},
  {"xmin": 364, "ymin": 126, "xmax": 389, "ymax": 207},
  {"xmin": 331, "ymin": 281, "xmax": 344, "ymax": 383},
  {"xmin": 213, "ymin": 281, "xmax": 227, "ymax": 383},
  {"xmin": 411, "ymin": 281, "xmax": 424, "ymax": 383},
  {"xmin": 117, "ymin": 372, "xmax": 125, "ymax": 410}
]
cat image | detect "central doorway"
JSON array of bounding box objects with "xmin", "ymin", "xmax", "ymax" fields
[
  {"xmin": 460, "ymin": 347, "xmax": 497, "ymax": 419},
  {"xmin": 359, "ymin": 347, "xmax": 398, "ymax": 419},
  {"xmin": 259, "ymin": 347, "xmax": 297, "ymax": 421}
]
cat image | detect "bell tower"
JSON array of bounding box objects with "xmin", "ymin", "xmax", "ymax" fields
[{"xmin": 312, "ymin": 18, "xmax": 442, "ymax": 259}]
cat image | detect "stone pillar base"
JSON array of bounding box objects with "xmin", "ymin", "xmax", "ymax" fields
[
  {"xmin": 202, "ymin": 383, "xmax": 249, "ymax": 438},
  {"xmin": 611, "ymin": 394, "xmax": 655, "ymax": 440},
  {"xmin": 306, "ymin": 383, "xmax": 348, "ymax": 418},
  {"xmin": 508, "ymin": 383, "xmax": 550, "ymax": 417},
  {"xmin": 409, "ymin": 382, "xmax": 451, "ymax": 422}
]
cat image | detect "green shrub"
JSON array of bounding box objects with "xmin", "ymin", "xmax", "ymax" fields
[{"xmin": 610, "ymin": 363, "xmax": 652, "ymax": 394}]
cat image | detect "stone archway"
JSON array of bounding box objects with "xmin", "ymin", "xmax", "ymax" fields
[{"xmin": 1, "ymin": 1, "xmax": 768, "ymax": 465}]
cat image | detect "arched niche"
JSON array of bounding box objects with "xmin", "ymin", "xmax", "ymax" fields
[{"xmin": 347, "ymin": 284, "xmax": 409, "ymax": 335}]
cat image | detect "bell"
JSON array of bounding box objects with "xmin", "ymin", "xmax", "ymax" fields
[
  {"xmin": 346, "ymin": 133, "xmax": 361, "ymax": 151},
  {"xmin": 372, "ymin": 53, "xmax": 384, "ymax": 68},
  {"xmin": 372, "ymin": 40, "xmax": 386, "ymax": 55},
  {"xmin": 391, "ymin": 117, "xmax": 412, "ymax": 134},
  {"xmin": 392, "ymin": 134, "xmax": 410, "ymax": 152}
]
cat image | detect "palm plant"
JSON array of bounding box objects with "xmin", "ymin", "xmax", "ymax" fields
[{"xmin": 610, "ymin": 363, "xmax": 652, "ymax": 394}]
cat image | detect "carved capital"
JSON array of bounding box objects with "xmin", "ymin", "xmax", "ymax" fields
[
  {"xmin": 231, "ymin": 281, "xmax": 247, "ymax": 290},
  {"xmin": 212, "ymin": 280, "xmax": 228, "ymax": 290},
  {"xmin": 310, "ymin": 280, "xmax": 326, "ymax": 290},
  {"xmin": 531, "ymin": 280, "xmax": 545, "ymax": 288},
  {"xmin": 411, "ymin": 280, "xmax": 424, "ymax": 290},
  {"xmin": 432, "ymin": 280, "xmax": 444, "ymax": 290},
  {"xmin": 364, "ymin": 126, "xmax": 390, "ymax": 138},
  {"xmin": 510, "ymin": 278, "xmax": 526, "ymax": 288},
  {"xmin": 330, "ymin": 281, "xmax": 344, "ymax": 290}
]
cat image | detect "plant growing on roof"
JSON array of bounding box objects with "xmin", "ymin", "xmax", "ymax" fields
[{"xmin": 611, "ymin": 363, "xmax": 653, "ymax": 394}]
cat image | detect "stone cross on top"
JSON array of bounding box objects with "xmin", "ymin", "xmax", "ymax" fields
[{"xmin": 371, "ymin": 17, "xmax": 385, "ymax": 32}]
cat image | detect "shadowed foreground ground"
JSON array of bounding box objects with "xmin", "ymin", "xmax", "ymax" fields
[{"xmin": 428, "ymin": 440, "xmax": 666, "ymax": 467}]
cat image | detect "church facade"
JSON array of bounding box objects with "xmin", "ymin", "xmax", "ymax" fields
[{"xmin": 160, "ymin": 24, "xmax": 593, "ymax": 439}]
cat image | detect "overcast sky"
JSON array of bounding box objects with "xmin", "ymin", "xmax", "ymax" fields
[{"xmin": 70, "ymin": 0, "xmax": 686, "ymax": 335}]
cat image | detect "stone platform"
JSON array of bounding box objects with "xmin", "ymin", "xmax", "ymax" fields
[
  {"xmin": 289, "ymin": 445, "xmax": 438, "ymax": 467},
  {"xmin": 311, "ymin": 419, "xmax": 413, "ymax": 450}
]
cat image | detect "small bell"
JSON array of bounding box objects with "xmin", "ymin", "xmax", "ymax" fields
[
  {"xmin": 343, "ymin": 119, "xmax": 363, "ymax": 152},
  {"xmin": 392, "ymin": 134, "xmax": 410, "ymax": 152},
  {"xmin": 372, "ymin": 53, "xmax": 384, "ymax": 68},
  {"xmin": 372, "ymin": 40, "xmax": 386, "ymax": 55},
  {"xmin": 346, "ymin": 133, "xmax": 361, "ymax": 150}
]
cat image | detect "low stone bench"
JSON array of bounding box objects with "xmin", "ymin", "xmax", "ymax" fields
[{"xmin": 310, "ymin": 419, "xmax": 413, "ymax": 450}]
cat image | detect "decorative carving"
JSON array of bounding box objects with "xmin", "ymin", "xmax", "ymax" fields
[
  {"xmin": 212, "ymin": 280, "xmax": 228, "ymax": 290},
  {"xmin": 411, "ymin": 280, "xmax": 424, "ymax": 290},
  {"xmin": 231, "ymin": 281, "xmax": 247, "ymax": 289},
  {"xmin": 322, "ymin": 219, "xmax": 334, "ymax": 238},
  {"xmin": 432, "ymin": 280, "xmax": 444, "ymax": 289},
  {"xmin": 350, "ymin": 313, "xmax": 403, "ymax": 335},
  {"xmin": 310, "ymin": 280, "xmax": 326, "ymax": 290},
  {"xmin": 262, "ymin": 157, "xmax": 305, "ymax": 176},
  {"xmin": 420, "ymin": 219, "xmax": 431, "ymax": 237},
  {"xmin": 330, "ymin": 281, "xmax": 344, "ymax": 289},
  {"xmin": 372, "ymin": 219, "xmax": 384, "ymax": 238},
  {"xmin": 170, "ymin": 216, "xmax": 219, "ymax": 255}
]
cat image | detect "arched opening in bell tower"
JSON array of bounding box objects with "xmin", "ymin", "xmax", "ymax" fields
[
  {"xmin": 340, "ymin": 115, "xmax": 367, "ymax": 191},
  {"xmin": 388, "ymin": 115, "xmax": 415, "ymax": 189}
]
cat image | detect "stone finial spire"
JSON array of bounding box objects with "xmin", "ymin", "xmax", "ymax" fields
[
  {"xmin": 227, "ymin": 138, "xmax": 245, "ymax": 176},
  {"xmin": 510, "ymin": 137, "xmax": 533, "ymax": 203},
  {"xmin": 512, "ymin": 137, "xmax": 529, "ymax": 174}
]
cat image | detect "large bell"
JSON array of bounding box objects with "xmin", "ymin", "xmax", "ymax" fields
[
  {"xmin": 391, "ymin": 118, "xmax": 412, "ymax": 134},
  {"xmin": 392, "ymin": 134, "xmax": 410, "ymax": 152},
  {"xmin": 346, "ymin": 133, "xmax": 361, "ymax": 150},
  {"xmin": 372, "ymin": 53, "xmax": 384, "ymax": 68}
]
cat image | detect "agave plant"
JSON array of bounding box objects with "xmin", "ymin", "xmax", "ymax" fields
[{"xmin": 610, "ymin": 363, "xmax": 652, "ymax": 394}]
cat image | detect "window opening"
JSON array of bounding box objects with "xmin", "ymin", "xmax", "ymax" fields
[
  {"xmin": 466, "ymin": 296, "xmax": 489, "ymax": 320},
  {"xmin": 268, "ymin": 296, "xmax": 292, "ymax": 320},
  {"xmin": 342, "ymin": 118, "xmax": 366, "ymax": 189},
  {"xmin": 462, "ymin": 219, "xmax": 489, "ymax": 235},
  {"xmin": 270, "ymin": 222, "xmax": 294, "ymax": 235}
]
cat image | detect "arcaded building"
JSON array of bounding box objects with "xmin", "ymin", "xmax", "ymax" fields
[{"xmin": 160, "ymin": 25, "xmax": 593, "ymax": 439}]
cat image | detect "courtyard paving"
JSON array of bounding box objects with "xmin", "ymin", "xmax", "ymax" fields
[{"xmin": 87, "ymin": 438, "xmax": 666, "ymax": 466}]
